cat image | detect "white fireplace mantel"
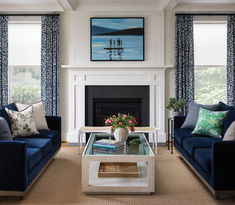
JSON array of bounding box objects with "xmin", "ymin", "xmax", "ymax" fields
[{"xmin": 63, "ymin": 65, "xmax": 173, "ymax": 143}]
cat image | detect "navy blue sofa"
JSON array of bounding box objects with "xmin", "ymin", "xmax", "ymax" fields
[
  {"xmin": 0, "ymin": 103, "xmax": 61, "ymax": 197},
  {"xmin": 174, "ymin": 102, "xmax": 235, "ymax": 199}
]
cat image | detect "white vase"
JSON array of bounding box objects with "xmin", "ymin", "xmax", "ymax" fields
[
  {"xmin": 114, "ymin": 128, "xmax": 129, "ymax": 142},
  {"xmin": 170, "ymin": 111, "xmax": 181, "ymax": 118}
]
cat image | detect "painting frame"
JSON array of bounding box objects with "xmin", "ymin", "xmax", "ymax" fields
[{"xmin": 90, "ymin": 17, "xmax": 144, "ymax": 61}]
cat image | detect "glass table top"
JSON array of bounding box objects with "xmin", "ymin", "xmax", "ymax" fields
[{"xmin": 84, "ymin": 133, "xmax": 153, "ymax": 156}]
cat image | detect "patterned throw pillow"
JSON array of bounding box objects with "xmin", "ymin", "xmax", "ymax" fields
[
  {"xmin": 192, "ymin": 107, "xmax": 228, "ymax": 138},
  {"xmin": 15, "ymin": 100, "xmax": 49, "ymax": 130},
  {"xmin": 5, "ymin": 106, "xmax": 39, "ymax": 137}
]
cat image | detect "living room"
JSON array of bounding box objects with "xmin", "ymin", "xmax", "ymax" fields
[{"xmin": 0, "ymin": 0, "xmax": 235, "ymax": 204}]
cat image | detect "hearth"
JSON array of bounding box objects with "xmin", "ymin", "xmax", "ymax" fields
[{"xmin": 85, "ymin": 86, "xmax": 149, "ymax": 127}]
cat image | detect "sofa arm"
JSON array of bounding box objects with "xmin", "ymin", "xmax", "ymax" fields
[
  {"xmin": 45, "ymin": 116, "xmax": 61, "ymax": 131},
  {"xmin": 211, "ymin": 141, "xmax": 235, "ymax": 190},
  {"xmin": 0, "ymin": 141, "xmax": 27, "ymax": 191},
  {"xmin": 174, "ymin": 116, "xmax": 186, "ymax": 129}
]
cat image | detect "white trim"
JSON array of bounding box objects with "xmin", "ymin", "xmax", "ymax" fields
[{"xmin": 64, "ymin": 66, "xmax": 167, "ymax": 144}]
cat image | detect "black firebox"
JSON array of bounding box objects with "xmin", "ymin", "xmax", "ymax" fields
[{"xmin": 85, "ymin": 86, "xmax": 149, "ymax": 127}]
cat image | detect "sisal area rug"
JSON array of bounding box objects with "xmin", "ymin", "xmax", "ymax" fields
[{"xmin": 1, "ymin": 146, "xmax": 235, "ymax": 205}]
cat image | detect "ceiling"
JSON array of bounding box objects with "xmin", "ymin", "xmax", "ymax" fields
[{"xmin": 0, "ymin": 0, "xmax": 234, "ymax": 12}]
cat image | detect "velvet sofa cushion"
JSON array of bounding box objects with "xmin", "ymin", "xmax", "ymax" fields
[
  {"xmin": 28, "ymin": 130, "xmax": 61, "ymax": 147},
  {"xmin": 38, "ymin": 130, "xmax": 61, "ymax": 146},
  {"xmin": 174, "ymin": 128, "xmax": 205, "ymax": 145},
  {"xmin": 194, "ymin": 148, "xmax": 212, "ymax": 173},
  {"xmin": 0, "ymin": 103, "xmax": 18, "ymax": 131},
  {"xmin": 26, "ymin": 148, "xmax": 42, "ymax": 171},
  {"xmin": 182, "ymin": 137, "xmax": 221, "ymax": 156},
  {"xmin": 14, "ymin": 138, "xmax": 52, "ymax": 157}
]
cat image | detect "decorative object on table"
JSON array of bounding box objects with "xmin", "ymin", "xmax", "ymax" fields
[
  {"xmin": 105, "ymin": 113, "xmax": 137, "ymax": 142},
  {"xmin": 5, "ymin": 106, "xmax": 39, "ymax": 137},
  {"xmin": 90, "ymin": 17, "xmax": 144, "ymax": 61},
  {"xmin": 98, "ymin": 162, "xmax": 139, "ymax": 178},
  {"xmin": 93, "ymin": 139, "xmax": 124, "ymax": 154},
  {"xmin": 192, "ymin": 107, "xmax": 228, "ymax": 138},
  {"xmin": 166, "ymin": 97, "xmax": 187, "ymax": 118},
  {"xmin": 129, "ymin": 138, "xmax": 141, "ymax": 146}
]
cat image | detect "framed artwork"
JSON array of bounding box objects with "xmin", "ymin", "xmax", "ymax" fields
[{"xmin": 90, "ymin": 17, "xmax": 144, "ymax": 61}]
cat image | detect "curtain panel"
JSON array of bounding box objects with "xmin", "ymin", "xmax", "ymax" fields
[
  {"xmin": 0, "ymin": 16, "xmax": 8, "ymax": 106},
  {"xmin": 175, "ymin": 15, "xmax": 194, "ymax": 114},
  {"xmin": 41, "ymin": 15, "xmax": 60, "ymax": 116},
  {"xmin": 227, "ymin": 15, "xmax": 235, "ymax": 106}
]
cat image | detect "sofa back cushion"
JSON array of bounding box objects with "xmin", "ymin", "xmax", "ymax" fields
[
  {"xmin": 223, "ymin": 121, "xmax": 235, "ymax": 141},
  {"xmin": 0, "ymin": 102, "xmax": 18, "ymax": 131},
  {"xmin": 0, "ymin": 117, "xmax": 12, "ymax": 141}
]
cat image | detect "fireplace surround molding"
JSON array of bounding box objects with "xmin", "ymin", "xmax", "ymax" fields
[{"xmin": 62, "ymin": 65, "xmax": 173, "ymax": 144}]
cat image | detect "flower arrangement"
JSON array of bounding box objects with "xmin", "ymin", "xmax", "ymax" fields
[{"xmin": 105, "ymin": 113, "xmax": 137, "ymax": 133}]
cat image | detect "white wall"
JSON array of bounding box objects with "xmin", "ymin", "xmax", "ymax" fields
[{"xmin": 59, "ymin": 4, "xmax": 175, "ymax": 141}]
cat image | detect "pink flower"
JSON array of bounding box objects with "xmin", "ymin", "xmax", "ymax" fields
[
  {"xmin": 115, "ymin": 118, "xmax": 118, "ymax": 122},
  {"xmin": 128, "ymin": 127, "xmax": 134, "ymax": 133},
  {"xmin": 129, "ymin": 120, "xmax": 133, "ymax": 124},
  {"xmin": 118, "ymin": 113, "xmax": 121, "ymax": 116},
  {"xmin": 113, "ymin": 115, "xmax": 116, "ymax": 118},
  {"xmin": 123, "ymin": 114, "xmax": 127, "ymax": 119},
  {"xmin": 105, "ymin": 120, "xmax": 109, "ymax": 125},
  {"xmin": 119, "ymin": 122, "xmax": 123, "ymax": 126},
  {"xmin": 132, "ymin": 117, "xmax": 136, "ymax": 121},
  {"xmin": 111, "ymin": 125, "xmax": 114, "ymax": 129},
  {"xmin": 110, "ymin": 128, "xmax": 114, "ymax": 133},
  {"xmin": 134, "ymin": 121, "xmax": 137, "ymax": 125}
]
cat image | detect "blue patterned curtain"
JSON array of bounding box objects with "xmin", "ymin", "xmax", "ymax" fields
[
  {"xmin": 41, "ymin": 15, "xmax": 60, "ymax": 116},
  {"xmin": 227, "ymin": 15, "xmax": 235, "ymax": 106},
  {"xmin": 175, "ymin": 15, "xmax": 194, "ymax": 114},
  {"xmin": 0, "ymin": 16, "xmax": 8, "ymax": 106}
]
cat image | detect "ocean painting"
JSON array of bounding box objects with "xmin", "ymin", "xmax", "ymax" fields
[{"xmin": 90, "ymin": 18, "xmax": 144, "ymax": 61}]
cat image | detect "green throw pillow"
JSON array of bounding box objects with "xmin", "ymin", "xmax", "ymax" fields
[{"xmin": 192, "ymin": 107, "xmax": 228, "ymax": 138}]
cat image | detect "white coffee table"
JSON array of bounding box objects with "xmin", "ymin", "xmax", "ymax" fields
[
  {"xmin": 82, "ymin": 133, "xmax": 155, "ymax": 194},
  {"xmin": 78, "ymin": 126, "xmax": 159, "ymax": 153}
]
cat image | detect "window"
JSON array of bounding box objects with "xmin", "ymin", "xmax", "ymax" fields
[
  {"xmin": 194, "ymin": 20, "xmax": 227, "ymax": 104},
  {"xmin": 8, "ymin": 19, "xmax": 41, "ymax": 104}
]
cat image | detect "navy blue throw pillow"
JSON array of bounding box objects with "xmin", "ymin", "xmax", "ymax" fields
[
  {"xmin": 0, "ymin": 102, "xmax": 18, "ymax": 131},
  {"xmin": 223, "ymin": 108, "xmax": 235, "ymax": 136},
  {"xmin": 218, "ymin": 102, "xmax": 235, "ymax": 111}
]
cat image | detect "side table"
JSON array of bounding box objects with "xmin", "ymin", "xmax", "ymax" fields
[{"xmin": 167, "ymin": 118, "xmax": 174, "ymax": 154}]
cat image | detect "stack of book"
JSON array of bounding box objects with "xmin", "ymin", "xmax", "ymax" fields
[{"xmin": 93, "ymin": 139, "xmax": 124, "ymax": 154}]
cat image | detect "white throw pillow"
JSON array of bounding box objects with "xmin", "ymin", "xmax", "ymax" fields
[
  {"xmin": 15, "ymin": 101, "xmax": 49, "ymax": 130},
  {"xmin": 223, "ymin": 121, "xmax": 235, "ymax": 141},
  {"xmin": 5, "ymin": 106, "xmax": 39, "ymax": 137}
]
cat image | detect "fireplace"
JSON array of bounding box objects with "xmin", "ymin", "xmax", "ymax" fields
[
  {"xmin": 63, "ymin": 66, "xmax": 167, "ymax": 143},
  {"xmin": 85, "ymin": 86, "xmax": 149, "ymax": 127}
]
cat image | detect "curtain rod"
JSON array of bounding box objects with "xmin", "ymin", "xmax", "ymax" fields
[
  {"xmin": 0, "ymin": 14, "xmax": 59, "ymax": 16},
  {"xmin": 176, "ymin": 13, "xmax": 234, "ymax": 16}
]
